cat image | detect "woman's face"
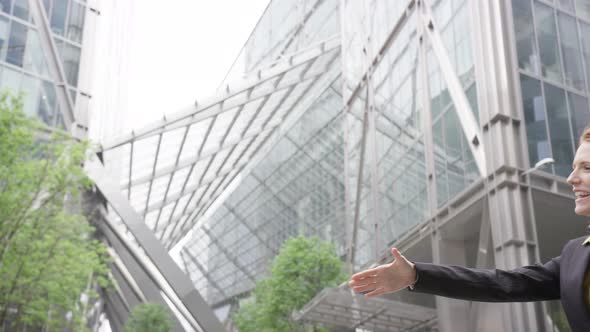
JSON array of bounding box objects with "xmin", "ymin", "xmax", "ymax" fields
[{"xmin": 567, "ymin": 141, "xmax": 590, "ymax": 217}]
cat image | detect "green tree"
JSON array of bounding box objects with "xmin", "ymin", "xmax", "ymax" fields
[
  {"xmin": 123, "ymin": 303, "xmax": 174, "ymax": 332},
  {"xmin": 234, "ymin": 236, "xmax": 346, "ymax": 332},
  {"xmin": 0, "ymin": 93, "xmax": 110, "ymax": 331}
]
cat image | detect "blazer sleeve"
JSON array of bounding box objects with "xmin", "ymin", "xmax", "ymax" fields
[{"xmin": 411, "ymin": 256, "xmax": 561, "ymax": 302}]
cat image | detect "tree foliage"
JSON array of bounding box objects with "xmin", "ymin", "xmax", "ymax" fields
[
  {"xmin": 123, "ymin": 303, "xmax": 174, "ymax": 332},
  {"xmin": 0, "ymin": 93, "xmax": 110, "ymax": 331},
  {"xmin": 234, "ymin": 236, "xmax": 346, "ymax": 332}
]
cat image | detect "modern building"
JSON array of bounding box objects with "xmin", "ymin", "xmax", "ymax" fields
[
  {"xmin": 0, "ymin": 0, "xmax": 99, "ymax": 136},
  {"xmin": 93, "ymin": 0, "xmax": 590, "ymax": 331}
]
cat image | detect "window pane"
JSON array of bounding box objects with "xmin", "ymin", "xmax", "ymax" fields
[
  {"xmin": 580, "ymin": 22, "xmax": 590, "ymax": 93},
  {"xmin": 50, "ymin": 0, "xmax": 67, "ymax": 36},
  {"xmin": 38, "ymin": 80, "xmax": 56, "ymax": 126},
  {"xmin": 23, "ymin": 30, "xmax": 49, "ymax": 76},
  {"xmin": 0, "ymin": 0, "xmax": 10, "ymax": 14},
  {"xmin": 569, "ymin": 92, "xmax": 590, "ymax": 148},
  {"xmin": 42, "ymin": 0, "xmax": 50, "ymax": 15},
  {"xmin": 535, "ymin": 2, "xmax": 563, "ymax": 83},
  {"xmin": 513, "ymin": 0, "xmax": 540, "ymax": 74},
  {"xmin": 67, "ymin": 1, "xmax": 84, "ymax": 43},
  {"xmin": 7, "ymin": 21, "xmax": 27, "ymax": 67},
  {"xmin": 1, "ymin": 66, "xmax": 21, "ymax": 95},
  {"xmin": 557, "ymin": 13, "xmax": 585, "ymax": 91},
  {"xmin": 559, "ymin": 0, "xmax": 575, "ymax": 12},
  {"xmin": 56, "ymin": 41, "xmax": 80, "ymax": 86},
  {"xmin": 0, "ymin": 16, "xmax": 9, "ymax": 62},
  {"xmin": 12, "ymin": 0, "xmax": 28, "ymax": 20},
  {"xmin": 21, "ymin": 75, "xmax": 40, "ymax": 118},
  {"xmin": 545, "ymin": 83, "xmax": 574, "ymax": 177},
  {"xmin": 575, "ymin": 0, "xmax": 590, "ymax": 21},
  {"xmin": 444, "ymin": 108, "xmax": 465, "ymax": 198},
  {"xmin": 521, "ymin": 74, "xmax": 551, "ymax": 167}
]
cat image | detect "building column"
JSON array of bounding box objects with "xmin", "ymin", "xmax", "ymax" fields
[
  {"xmin": 430, "ymin": 233, "xmax": 470, "ymax": 332},
  {"xmin": 470, "ymin": 0, "xmax": 548, "ymax": 330}
]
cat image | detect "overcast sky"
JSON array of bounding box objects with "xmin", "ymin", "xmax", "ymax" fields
[{"xmin": 123, "ymin": 0, "xmax": 270, "ymax": 131}]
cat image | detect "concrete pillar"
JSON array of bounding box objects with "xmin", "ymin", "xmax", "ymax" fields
[
  {"xmin": 469, "ymin": 0, "xmax": 549, "ymax": 330},
  {"xmin": 431, "ymin": 233, "xmax": 470, "ymax": 332}
]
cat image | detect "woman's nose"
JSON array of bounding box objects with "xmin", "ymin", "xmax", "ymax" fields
[{"xmin": 567, "ymin": 170, "xmax": 580, "ymax": 185}]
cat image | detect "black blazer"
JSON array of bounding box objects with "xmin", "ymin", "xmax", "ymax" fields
[{"xmin": 412, "ymin": 236, "xmax": 590, "ymax": 331}]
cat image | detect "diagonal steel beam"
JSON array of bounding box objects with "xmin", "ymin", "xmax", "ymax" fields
[
  {"xmin": 418, "ymin": 0, "xmax": 486, "ymax": 176},
  {"xmin": 85, "ymin": 158, "xmax": 226, "ymax": 332}
]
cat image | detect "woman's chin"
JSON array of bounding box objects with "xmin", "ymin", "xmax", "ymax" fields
[{"xmin": 575, "ymin": 206, "xmax": 590, "ymax": 217}]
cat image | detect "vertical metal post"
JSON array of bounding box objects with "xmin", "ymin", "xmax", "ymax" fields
[
  {"xmin": 347, "ymin": 88, "xmax": 369, "ymax": 271},
  {"xmin": 340, "ymin": 0, "xmax": 355, "ymax": 275},
  {"xmin": 366, "ymin": 64, "xmax": 381, "ymax": 261},
  {"xmin": 416, "ymin": 5, "xmax": 437, "ymax": 216}
]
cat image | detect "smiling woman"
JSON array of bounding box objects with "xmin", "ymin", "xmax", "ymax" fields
[
  {"xmin": 349, "ymin": 126, "xmax": 590, "ymax": 332},
  {"xmin": 569, "ymin": 129, "xmax": 590, "ymax": 216}
]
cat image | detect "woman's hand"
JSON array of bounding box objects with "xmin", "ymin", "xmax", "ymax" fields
[{"xmin": 348, "ymin": 248, "xmax": 416, "ymax": 298}]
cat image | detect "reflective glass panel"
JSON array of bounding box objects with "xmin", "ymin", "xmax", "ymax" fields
[
  {"xmin": 568, "ymin": 92, "xmax": 590, "ymax": 148},
  {"xmin": 580, "ymin": 22, "xmax": 590, "ymax": 93},
  {"xmin": 545, "ymin": 83, "xmax": 574, "ymax": 177},
  {"xmin": 38, "ymin": 80, "xmax": 56, "ymax": 126},
  {"xmin": 575, "ymin": 0, "xmax": 590, "ymax": 21},
  {"xmin": 50, "ymin": 0, "xmax": 67, "ymax": 36},
  {"xmin": 535, "ymin": 2, "xmax": 563, "ymax": 83},
  {"xmin": 559, "ymin": 0, "xmax": 575, "ymax": 11},
  {"xmin": 12, "ymin": 0, "xmax": 28, "ymax": 20},
  {"xmin": 557, "ymin": 13, "xmax": 585, "ymax": 91},
  {"xmin": 513, "ymin": 0, "xmax": 540, "ymax": 74},
  {"xmin": 0, "ymin": 0, "xmax": 10, "ymax": 14},
  {"xmin": 67, "ymin": 1, "xmax": 84, "ymax": 43},
  {"xmin": 7, "ymin": 21, "xmax": 27, "ymax": 67},
  {"xmin": 521, "ymin": 74, "xmax": 551, "ymax": 166},
  {"xmin": 0, "ymin": 17, "xmax": 8, "ymax": 62}
]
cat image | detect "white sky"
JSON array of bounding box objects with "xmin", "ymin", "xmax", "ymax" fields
[{"xmin": 124, "ymin": 0, "xmax": 270, "ymax": 131}]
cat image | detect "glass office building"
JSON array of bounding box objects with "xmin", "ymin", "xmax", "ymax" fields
[
  {"xmin": 0, "ymin": 0, "xmax": 96, "ymax": 133},
  {"xmin": 97, "ymin": 0, "xmax": 590, "ymax": 331}
]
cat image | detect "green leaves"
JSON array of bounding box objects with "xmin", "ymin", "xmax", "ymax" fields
[
  {"xmin": 0, "ymin": 92, "xmax": 110, "ymax": 331},
  {"xmin": 234, "ymin": 236, "xmax": 346, "ymax": 332},
  {"xmin": 123, "ymin": 303, "xmax": 174, "ymax": 332}
]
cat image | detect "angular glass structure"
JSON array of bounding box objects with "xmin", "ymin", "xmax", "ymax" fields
[{"xmin": 94, "ymin": 0, "xmax": 590, "ymax": 331}]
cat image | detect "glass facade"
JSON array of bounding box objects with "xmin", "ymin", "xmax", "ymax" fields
[
  {"xmin": 0, "ymin": 0, "xmax": 89, "ymax": 129},
  {"xmin": 220, "ymin": 0, "xmax": 339, "ymax": 87},
  {"xmin": 176, "ymin": 0, "xmax": 484, "ymax": 305},
  {"xmin": 97, "ymin": 0, "xmax": 590, "ymax": 329},
  {"xmin": 183, "ymin": 82, "xmax": 345, "ymax": 304},
  {"xmin": 514, "ymin": 0, "xmax": 590, "ymax": 176}
]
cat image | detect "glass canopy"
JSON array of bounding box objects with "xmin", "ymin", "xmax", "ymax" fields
[
  {"xmin": 293, "ymin": 287, "xmax": 438, "ymax": 331},
  {"xmin": 100, "ymin": 36, "xmax": 341, "ymax": 249}
]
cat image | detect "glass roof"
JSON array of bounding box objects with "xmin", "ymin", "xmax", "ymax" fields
[
  {"xmin": 293, "ymin": 287, "xmax": 438, "ymax": 331},
  {"xmin": 100, "ymin": 36, "xmax": 341, "ymax": 249}
]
